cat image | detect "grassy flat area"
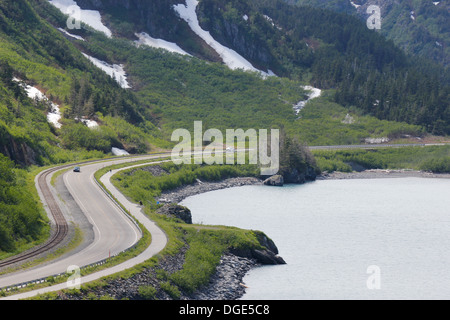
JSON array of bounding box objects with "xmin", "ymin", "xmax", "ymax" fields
[{"xmin": 313, "ymin": 145, "xmax": 450, "ymax": 173}]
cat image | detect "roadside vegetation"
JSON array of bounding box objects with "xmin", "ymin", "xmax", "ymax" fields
[
  {"xmin": 30, "ymin": 210, "xmax": 266, "ymax": 300},
  {"xmin": 0, "ymin": 155, "xmax": 49, "ymax": 258}
]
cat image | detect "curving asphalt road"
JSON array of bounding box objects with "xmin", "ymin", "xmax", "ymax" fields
[{"xmin": 0, "ymin": 154, "xmax": 171, "ymax": 300}]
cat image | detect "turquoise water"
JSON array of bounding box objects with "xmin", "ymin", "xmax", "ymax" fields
[{"xmin": 180, "ymin": 178, "xmax": 450, "ymax": 300}]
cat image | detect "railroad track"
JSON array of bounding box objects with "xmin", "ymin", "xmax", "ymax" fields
[{"xmin": 0, "ymin": 166, "xmax": 69, "ymax": 269}]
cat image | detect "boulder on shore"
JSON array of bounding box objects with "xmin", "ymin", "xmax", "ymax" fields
[
  {"xmin": 263, "ymin": 165, "xmax": 318, "ymax": 186},
  {"xmin": 263, "ymin": 175, "xmax": 284, "ymax": 186}
]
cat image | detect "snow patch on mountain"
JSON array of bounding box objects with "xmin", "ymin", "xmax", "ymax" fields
[
  {"xmin": 293, "ymin": 85, "xmax": 322, "ymax": 116},
  {"xmin": 263, "ymin": 15, "xmax": 275, "ymax": 26},
  {"xmin": 47, "ymin": 108, "xmax": 63, "ymax": 129},
  {"xmin": 303, "ymin": 86, "xmax": 322, "ymax": 100},
  {"xmin": 173, "ymin": 0, "xmax": 273, "ymax": 77},
  {"xmin": 48, "ymin": 0, "xmax": 112, "ymax": 37},
  {"xmin": 57, "ymin": 27, "xmax": 85, "ymax": 41},
  {"xmin": 13, "ymin": 78, "xmax": 62, "ymax": 128},
  {"xmin": 134, "ymin": 32, "xmax": 191, "ymax": 56},
  {"xmin": 82, "ymin": 53, "xmax": 131, "ymax": 89},
  {"xmin": 365, "ymin": 137, "xmax": 389, "ymax": 144},
  {"xmin": 350, "ymin": 1, "xmax": 361, "ymax": 9},
  {"xmin": 81, "ymin": 118, "xmax": 99, "ymax": 128},
  {"xmin": 112, "ymin": 147, "xmax": 130, "ymax": 156}
]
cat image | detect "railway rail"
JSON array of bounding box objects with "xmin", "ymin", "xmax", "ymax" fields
[{"xmin": 0, "ymin": 166, "xmax": 69, "ymax": 269}]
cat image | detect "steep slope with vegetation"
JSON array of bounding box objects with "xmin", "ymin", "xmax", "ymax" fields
[
  {"xmin": 287, "ymin": 0, "xmax": 450, "ymax": 68},
  {"xmin": 0, "ymin": 0, "xmax": 168, "ymax": 166},
  {"xmin": 0, "ymin": 154, "xmax": 48, "ymax": 256}
]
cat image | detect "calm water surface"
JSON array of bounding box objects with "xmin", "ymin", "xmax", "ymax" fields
[{"xmin": 180, "ymin": 178, "xmax": 450, "ymax": 300}]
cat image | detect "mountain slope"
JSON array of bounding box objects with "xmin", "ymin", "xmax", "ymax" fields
[
  {"xmin": 287, "ymin": 0, "xmax": 450, "ymax": 67},
  {"xmin": 0, "ymin": 0, "xmax": 172, "ymax": 255},
  {"xmin": 0, "ymin": 0, "xmax": 173, "ymax": 165},
  {"xmin": 70, "ymin": 0, "xmax": 449, "ymax": 135},
  {"xmin": 200, "ymin": 0, "xmax": 449, "ymax": 134}
]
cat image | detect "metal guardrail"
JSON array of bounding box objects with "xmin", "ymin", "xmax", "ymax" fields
[
  {"xmin": 1, "ymin": 258, "xmax": 109, "ymax": 293},
  {"xmin": 0, "ymin": 252, "xmax": 128, "ymax": 293}
]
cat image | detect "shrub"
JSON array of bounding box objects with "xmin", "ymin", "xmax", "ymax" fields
[
  {"xmin": 138, "ymin": 285, "xmax": 157, "ymax": 300},
  {"xmin": 315, "ymin": 157, "xmax": 352, "ymax": 173},
  {"xmin": 419, "ymin": 158, "xmax": 450, "ymax": 173},
  {"xmin": 160, "ymin": 281, "xmax": 181, "ymax": 300},
  {"xmin": 60, "ymin": 123, "xmax": 117, "ymax": 153}
]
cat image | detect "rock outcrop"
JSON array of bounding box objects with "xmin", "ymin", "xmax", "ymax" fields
[
  {"xmin": 262, "ymin": 131, "xmax": 319, "ymax": 187},
  {"xmin": 251, "ymin": 249, "xmax": 286, "ymax": 265},
  {"xmin": 262, "ymin": 165, "xmax": 317, "ymax": 187},
  {"xmin": 230, "ymin": 231, "xmax": 286, "ymax": 265},
  {"xmin": 156, "ymin": 204, "xmax": 192, "ymax": 224},
  {"xmin": 0, "ymin": 135, "xmax": 37, "ymax": 166},
  {"xmin": 282, "ymin": 166, "xmax": 317, "ymax": 184}
]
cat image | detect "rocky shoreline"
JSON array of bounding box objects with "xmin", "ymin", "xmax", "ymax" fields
[
  {"xmin": 154, "ymin": 175, "xmax": 286, "ymax": 301},
  {"xmin": 158, "ymin": 176, "xmax": 263, "ymax": 204},
  {"xmin": 189, "ymin": 254, "xmax": 258, "ymax": 300},
  {"xmin": 59, "ymin": 247, "xmax": 258, "ymax": 300}
]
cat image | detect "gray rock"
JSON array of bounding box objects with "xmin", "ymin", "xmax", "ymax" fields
[
  {"xmin": 252, "ymin": 249, "xmax": 286, "ymax": 265},
  {"xmin": 263, "ymin": 175, "xmax": 284, "ymax": 186},
  {"xmin": 229, "ymin": 231, "xmax": 286, "ymax": 266},
  {"xmin": 282, "ymin": 166, "xmax": 317, "ymax": 184},
  {"xmin": 157, "ymin": 204, "xmax": 192, "ymax": 224},
  {"xmin": 254, "ymin": 232, "xmax": 279, "ymax": 254}
]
